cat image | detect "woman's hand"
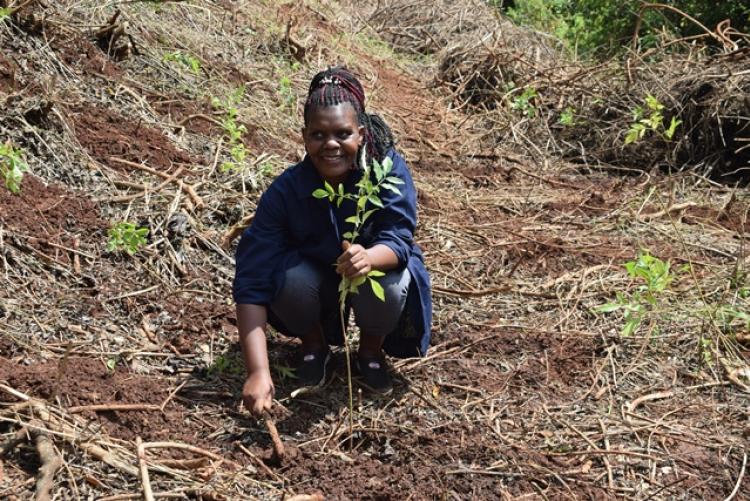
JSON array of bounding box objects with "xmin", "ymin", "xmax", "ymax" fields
[
  {"xmin": 336, "ymin": 242, "xmax": 372, "ymax": 278},
  {"xmin": 242, "ymin": 369, "xmax": 274, "ymax": 416}
]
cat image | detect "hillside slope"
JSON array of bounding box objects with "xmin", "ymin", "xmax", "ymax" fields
[{"xmin": 1, "ymin": 1, "xmax": 748, "ymax": 499}]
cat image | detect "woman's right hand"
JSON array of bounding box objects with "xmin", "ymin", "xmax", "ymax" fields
[{"xmin": 242, "ymin": 369, "xmax": 274, "ymax": 416}]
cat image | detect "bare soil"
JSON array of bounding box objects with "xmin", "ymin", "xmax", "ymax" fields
[{"xmin": 1, "ymin": 2, "xmax": 748, "ymax": 500}]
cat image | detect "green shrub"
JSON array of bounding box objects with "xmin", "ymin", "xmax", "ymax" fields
[{"xmin": 0, "ymin": 143, "xmax": 29, "ymax": 194}]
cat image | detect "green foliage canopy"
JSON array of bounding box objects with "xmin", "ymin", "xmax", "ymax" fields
[{"xmin": 494, "ymin": 0, "xmax": 750, "ymax": 57}]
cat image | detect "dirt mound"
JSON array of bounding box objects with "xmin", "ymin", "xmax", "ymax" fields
[{"xmin": 73, "ymin": 105, "xmax": 195, "ymax": 172}]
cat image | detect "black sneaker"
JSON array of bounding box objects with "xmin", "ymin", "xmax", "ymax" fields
[
  {"xmin": 296, "ymin": 348, "xmax": 331, "ymax": 388},
  {"xmin": 355, "ymin": 355, "xmax": 393, "ymax": 394}
]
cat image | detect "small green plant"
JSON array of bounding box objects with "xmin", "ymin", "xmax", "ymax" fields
[
  {"xmin": 163, "ymin": 50, "xmax": 201, "ymax": 75},
  {"xmin": 278, "ymin": 75, "xmax": 295, "ymax": 109},
  {"xmin": 0, "ymin": 143, "xmax": 29, "ymax": 194},
  {"xmin": 558, "ymin": 107, "xmax": 576, "ymax": 126},
  {"xmin": 0, "ymin": 7, "xmax": 12, "ymax": 22},
  {"xmin": 625, "ymin": 94, "xmax": 682, "ymax": 145},
  {"xmin": 105, "ymin": 358, "xmax": 117, "ymax": 372},
  {"xmin": 211, "ymin": 86, "xmax": 249, "ymax": 172},
  {"xmin": 273, "ymin": 363, "xmax": 297, "ymax": 382},
  {"xmin": 511, "ymin": 87, "xmax": 538, "ymax": 117},
  {"xmin": 312, "ymin": 149, "xmax": 403, "ymax": 444},
  {"xmin": 107, "ymin": 222, "xmax": 149, "ymax": 255},
  {"xmin": 596, "ymin": 250, "xmax": 677, "ymax": 336},
  {"xmin": 208, "ymin": 353, "xmax": 244, "ymax": 376}
]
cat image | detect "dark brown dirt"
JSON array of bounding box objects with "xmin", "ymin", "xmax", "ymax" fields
[
  {"xmin": 72, "ymin": 105, "xmax": 197, "ymax": 172},
  {"xmin": 0, "ymin": 357, "xmax": 226, "ymax": 456},
  {"xmin": 51, "ymin": 31, "xmax": 122, "ymax": 80},
  {"xmin": 0, "ymin": 175, "xmax": 105, "ymax": 257},
  {"xmin": 0, "ymin": 53, "xmax": 18, "ymax": 93}
]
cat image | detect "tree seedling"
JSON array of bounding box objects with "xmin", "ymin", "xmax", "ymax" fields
[
  {"xmin": 558, "ymin": 106, "xmax": 576, "ymax": 126},
  {"xmin": 511, "ymin": 87, "xmax": 538, "ymax": 118},
  {"xmin": 211, "ymin": 86, "xmax": 249, "ymax": 172},
  {"xmin": 596, "ymin": 250, "xmax": 677, "ymax": 336},
  {"xmin": 107, "ymin": 222, "xmax": 149, "ymax": 255},
  {"xmin": 0, "ymin": 142, "xmax": 29, "ymax": 194},
  {"xmin": 625, "ymin": 94, "xmax": 682, "ymax": 145},
  {"xmin": 163, "ymin": 50, "xmax": 201, "ymax": 75},
  {"xmin": 312, "ymin": 148, "xmax": 403, "ymax": 444}
]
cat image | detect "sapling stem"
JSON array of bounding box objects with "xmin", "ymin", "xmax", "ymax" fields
[
  {"xmin": 340, "ymin": 240, "xmax": 355, "ymax": 448},
  {"xmin": 312, "ymin": 146, "xmax": 403, "ymax": 449}
]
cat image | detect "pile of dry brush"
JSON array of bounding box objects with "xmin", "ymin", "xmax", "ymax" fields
[{"xmin": 355, "ymin": 0, "xmax": 750, "ymax": 179}]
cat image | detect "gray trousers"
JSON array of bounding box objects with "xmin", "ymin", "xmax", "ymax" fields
[{"xmin": 270, "ymin": 259, "xmax": 410, "ymax": 339}]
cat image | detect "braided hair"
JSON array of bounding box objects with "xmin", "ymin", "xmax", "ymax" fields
[{"xmin": 303, "ymin": 66, "xmax": 395, "ymax": 165}]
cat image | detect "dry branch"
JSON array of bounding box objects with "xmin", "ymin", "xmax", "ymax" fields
[
  {"xmin": 108, "ymin": 157, "xmax": 205, "ymax": 208},
  {"xmin": 33, "ymin": 427, "xmax": 62, "ymax": 501},
  {"xmin": 264, "ymin": 415, "xmax": 285, "ymax": 463}
]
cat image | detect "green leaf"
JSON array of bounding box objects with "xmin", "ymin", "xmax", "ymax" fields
[
  {"xmin": 361, "ymin": 209, "xmax": 377, "ymax": 223},
  {"xmin": 312, "ymin": 189, "xmax": 329, "ymax": 199},
  {"xmin": 595, "ymin": 303, "xmax": 621, "ymax": 313},
  {"xmin": 369, "ymin": 278, "xmax": 385, "ymax": 301},
  {"xmin": 345, "ymin": 215, "xmax": 359, "ymax": 224},
  {"xmin": 381, "ymin": 157, "xmax": 393, "ymax": 174},
  {"xmin": 645, "ymin": 94, "xmax": 663, "ymax": 112},
  {"xmin": 621, "ymin": 317, "xmax": 639, "ymax": 337},
  {"xmin": 352, "ymin": 275, "xmax": 367, "ymax": 288},
  {"xmin": 368, "ymin": 195, "xmax": 384, "ymax": 208},
  {"xmin": 342, "ymin": 231, "xmax": 354, "ymax": 240},
  {"xmin": 373, "ymin": 160, "xmax": 384, "ymax": 181},
  {"xmin": 324, "ymin": 181, "xmax": 335, "ymax": 195},
  {"xmin": 357, "ymin": 196, "xmax": 367, "ymax": 210},
  {"xmin": 385, "ymin": 176, "xmax": 404, "ymax": 185},
  {"xmin": 382, "ymin": 183, "xmax": 401, "ymax": 196},
  {"xmin": 368, "ymin": 270, "xmax": 385, "ymax": 277},
  {"xmin": 664, "ymin": 116, "xmax": 682, "ymax": 140},
  {"xmin": 625, "ymin": 123, "xmax": 646, "ymax": 145}
]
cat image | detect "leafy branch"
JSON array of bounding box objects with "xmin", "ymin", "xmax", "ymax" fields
[{"xmin": 311, "ymin": 148, "xmax": 404, "ymax": 446}]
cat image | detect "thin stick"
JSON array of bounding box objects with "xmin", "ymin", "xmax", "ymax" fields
[
  {"xmin": 235, "ymin": 443, "xmax": 283, "ymax": 481},
  {"xmin": 263, "ymin": 414, "xmax": 285, "ymax": 462},
  {"xmin": 724, "ymin": 453, "xmax": 747, "ymax": 501},
  {"xmin": 141, "ymin": 441, "xmax": 241, "ymax": 470},
  {"xmin": 340, "ymin": 299, "xmax": 355, "ymax": 450},
  {"xmin": 33, "ymin": 428, "xmax": 62, "ymax": 501},
  {"xmin": 68, "ymin": 403, "xmax": 161, "ymax": 414},
  {"xmin": 136, "ymin": 437, "xmax": 154, "ymax": 501},
  {"xmin": 108, "ymin": 157, "xmax": 204, "ymax": 208}
]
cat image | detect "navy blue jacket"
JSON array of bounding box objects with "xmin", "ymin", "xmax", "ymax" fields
[{"xmin": 233, "ymin": 149, "xmax": 432, "ymax": 357}]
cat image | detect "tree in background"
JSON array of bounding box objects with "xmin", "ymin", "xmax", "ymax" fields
[{"xmin": 494, "ymin": 0, "xmax": 750, "ymax": 57}]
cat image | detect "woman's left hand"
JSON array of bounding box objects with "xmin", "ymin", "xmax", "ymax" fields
[{"xmin": 336, "ymin": 242, "xmax": 372, "ymax": 278}]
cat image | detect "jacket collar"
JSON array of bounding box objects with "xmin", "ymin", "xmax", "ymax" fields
[{"xmin": 292, "ymin": 156, "xmax": 324, "ymax": 199}]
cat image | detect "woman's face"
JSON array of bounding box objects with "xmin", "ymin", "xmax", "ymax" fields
[{"xmin": 302, "ymin": 102, "xmax": 364, "ymax": 185}]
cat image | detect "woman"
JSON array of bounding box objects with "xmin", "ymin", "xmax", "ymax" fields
[{"xmin": 233, "ymin": 66, "xmax": 431, "ymax": 415}]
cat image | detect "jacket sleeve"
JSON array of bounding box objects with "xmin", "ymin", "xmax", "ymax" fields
[
  {"xmin": 232, "ymin": 183, "xmax": 288, "ymax": 305},
  {"xmin": 368, "ymin": 150, "xmax": 418, "ymax": 268}
]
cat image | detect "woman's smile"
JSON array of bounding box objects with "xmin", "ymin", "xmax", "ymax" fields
[{"xmin": 302, "ymin": 102, "xmax": 364, "ymax": 185}]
